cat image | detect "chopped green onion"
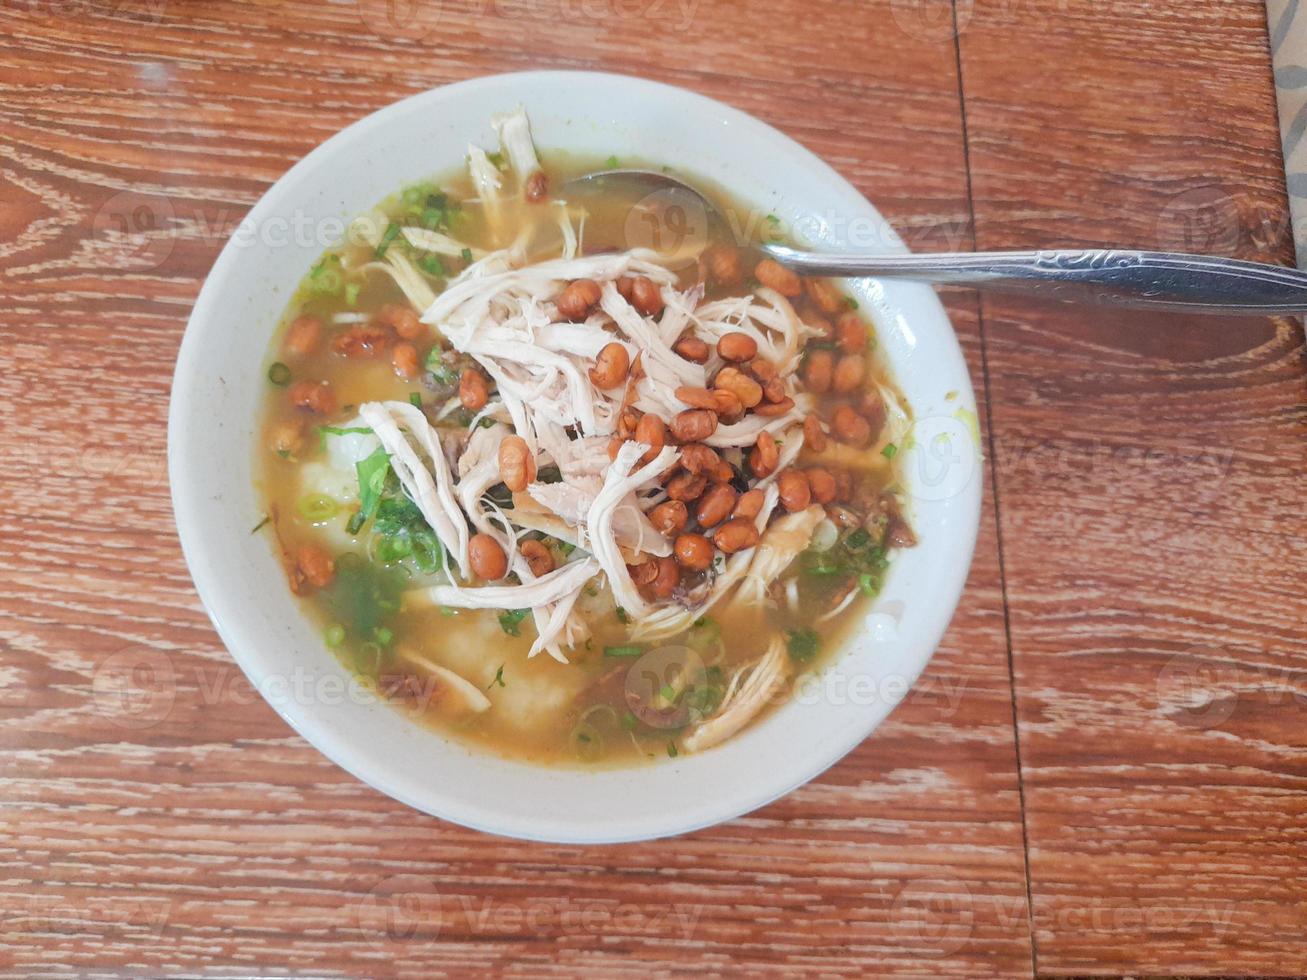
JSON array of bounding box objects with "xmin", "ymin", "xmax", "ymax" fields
[
  {"xmin": 845, "ymin": 296, "xmax": 859, "ymax": 310},
  {"xmin": 323, "ymin": 623, "xmax": 345, "ymax": 648},
  {"xmin": 418, "ymin": 253, "xmax": 445, "ymax": 276},
  {"xmin": 307, "ymin": 254, "xmax": 344, "ymax": 296},
  {"xmin": 409, "ymin": 392, "xmax": 423, "ymax": 408},
  {"xmin": 319, "ymin": 425, "xmax": 371, "ymax": 437},
  {"xmin": 409, "ymin": 532, "xmax": 441, "ymax": 575},
  {"xmin": 267, "ymin": 362, "xmax": 291, "ymax": 386},
  {"xmin": 372, "ymin": 626, "xmax": 394, "ymax": 648},
  {"xmin": 882, "ymin": 443, "xmax": 899, "ymax": 459},
  {"xmin": 858, "ymin": 572, "xmax": 880, "ymax": 596},
  {"xmin": 667, "ymin": 741, "xmax": 679, "ymax": 758},
  {"xmin": 375, "ymin": 221, "xmax": 401, "ymax": 259},
  {"xmin": 603, "ymin": 645, "xmax": 644, "ymax": 658},
  {"xmin": 621, "ymin": 711, "xmax": 638, "ymax": 731},
  {"xmin": 460, "ymin": 247, "xmax": 473, "ymax": 263},
  {"xmin": 375, "ymin": 535, "xmax": 413, "ymax": 564},
  {"xmin": 604, "ymin": 154, "xmax": 620, "ymax": 169},
  {"xmin": 345, "ymin": 282, "xmax": 361, "ymax": 306},
  {"xmin": 296, "ymin": 494, "xmax": 338, "ymax": 523},
  {"xmin": 615, "ymin": 607, "xmax": 630, "ymax": 625},
  {"xmin": 355, "ymin": 641, "xmax": 384, "ymax": 675},
  {"xmin": 439, "ymin": 606, "xmax": 458, "ymax": 617},
  {"xmin": 570, "ymin": 722, "xmax": 604, "ymax": 761},
  {"xmin": 659, "ymin": 683, "xmax": 676, "ymax": 703}
]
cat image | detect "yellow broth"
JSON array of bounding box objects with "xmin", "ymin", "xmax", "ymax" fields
[{"xmin": 255, "ymin": 155, "xmax": 912, "ymax": 767}]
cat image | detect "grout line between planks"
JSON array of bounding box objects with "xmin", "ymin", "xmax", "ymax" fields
[{"xmin": 948, "ymin": 0, "xmax": 1039, "ymax": 974}]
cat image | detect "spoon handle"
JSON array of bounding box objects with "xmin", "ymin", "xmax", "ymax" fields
[{"xmin": 762, "ymin": 245, "xmax": 1307, "ymax": 315}]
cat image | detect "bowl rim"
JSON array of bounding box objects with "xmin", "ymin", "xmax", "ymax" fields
[{"xmin": 169, "ymin": 69, "xmax": 983, "ymax": 843}]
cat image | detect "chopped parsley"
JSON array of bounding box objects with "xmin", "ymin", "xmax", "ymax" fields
[
  {"xmin": 785, "ymin": 628, "xmax": 820, "ymax": 664},
  {"xmin": 486, "ymin": 665, "xmax": 506, "ymax": 689},
  {"xmin": 460, "ymin": 246, "xmax": 473, "ymax": 263},
  {"xmin": 346, "ymin": 445, "xmax": 391, "ymax": 535},
  {"xmin": 497, "ymin": 609, "xmax": 529, "ymax": 636}
]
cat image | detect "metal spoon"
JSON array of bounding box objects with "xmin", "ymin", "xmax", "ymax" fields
[{"xmin": 565, "ymin": 169, "xmax": 1307, "ymax": 316}]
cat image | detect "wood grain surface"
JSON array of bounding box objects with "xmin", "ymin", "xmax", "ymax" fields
[
  {"xmin": 0, "ymin": 0, "xmax": 1301, "ymax": 976},
  {"xmin": 959, "ymin": 0, "xmax": 1307, "ymax": 974}
]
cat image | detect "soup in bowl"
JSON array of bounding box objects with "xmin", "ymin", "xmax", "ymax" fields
[{"xmin": 170, "ymin": 72, "xmax": 982, "ymax": 841}]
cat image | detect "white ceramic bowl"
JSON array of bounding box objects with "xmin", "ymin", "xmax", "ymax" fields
[{"xmin": 169, "ymin": 70, "xmax": 982, "ymax": 843}]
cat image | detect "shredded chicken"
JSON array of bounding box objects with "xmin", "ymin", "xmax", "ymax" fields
[
  {"xmin": 402, "ymin": 227, "xmax": 484, "ymax": 259},
  {"xmin": 398, "ymin": 647, "xmax": 491, "ymax": 714},
  {"xmin": 584, "ymin": 441, "xmax": 680, "ymax": 619},
  {"xmin": 358, "ymin": 401, "xmax": 469, "ymax": 574},
  {"xmin": 492, "ymin": 107, "xmax": 543, "ymax": 194},
  {"xmin": 683, "ymin": 635, "xmax": 790, "ymax": 752},
  {"xmin": 407, "ymin": 556, "xmax": 599, "ymax": 615},
  {"xmin": 349, "ymin": 212, "xmax": 437, "ymax": 312},
  {"xmin": 735, "ymin": 505, "xmax": 826, "ymax": 608}
]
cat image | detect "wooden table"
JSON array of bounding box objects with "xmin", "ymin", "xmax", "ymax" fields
[{"xmin": 3, "ymin": 1, "xmax": 1304, "ymax": 975}]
